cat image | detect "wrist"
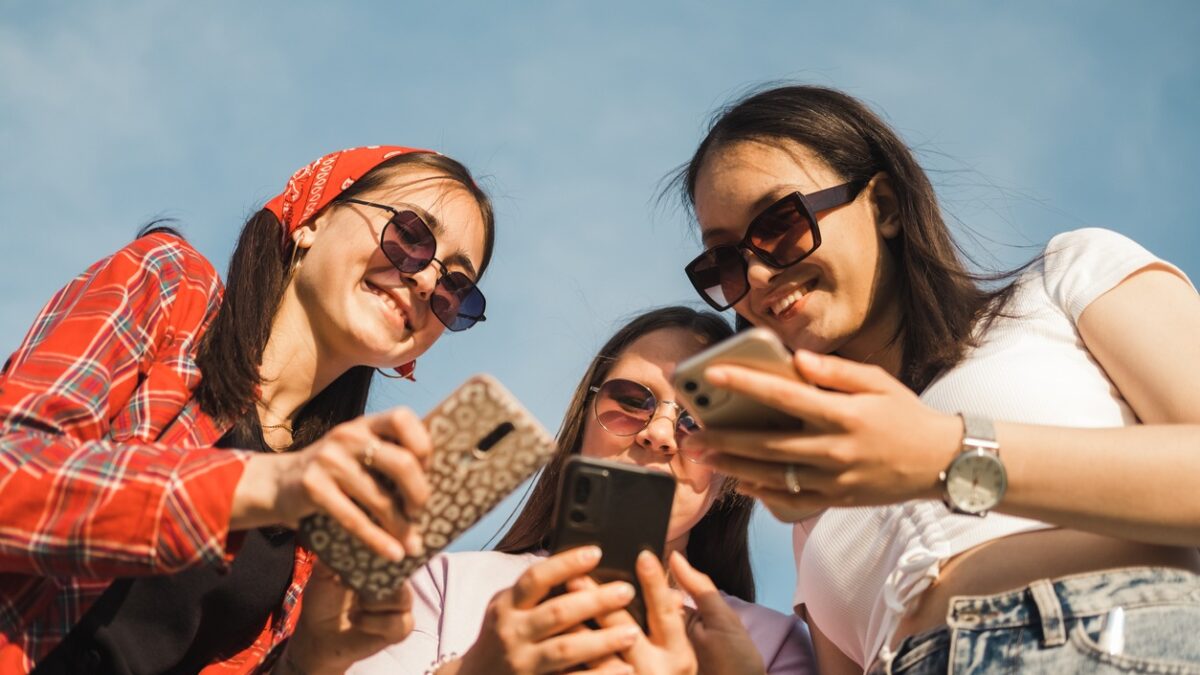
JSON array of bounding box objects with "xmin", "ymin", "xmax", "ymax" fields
[
  {"xmin": 230, "ymin": 454, "xmax": 286, "ymax": 531},
  {"xmin": 919, "ymin": 413, "xmax": 964, "ymax": 500},
  {"xmin": 277, "ymin": 640, "xmax": 345, "ymax": 675}
]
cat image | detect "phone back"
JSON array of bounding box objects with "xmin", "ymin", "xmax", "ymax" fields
[
  {"xmin": 549, "ymin": 457, "xmax": 675, "ymax": 629},
  {"xmin": 672, "ymin": 327, "xmax": 804, "ymax": 430},
  {"xmin": 299, "ymin": 374, "xmax": 557, "ymax": 600}
]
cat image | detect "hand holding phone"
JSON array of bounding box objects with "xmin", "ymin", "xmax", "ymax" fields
[
  {"xmin": 548, "ymin": 456, "xmax": 675, "ymax": 631},
  {"xmin": 672, "ymin": 327, "xmax": 805, "ymax": 431},
  {"xmin": 299, "ymin": 374, "xmax": 558, "ymax": 600}
]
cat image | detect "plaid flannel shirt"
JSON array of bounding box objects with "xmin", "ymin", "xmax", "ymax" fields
[{"xmin": 0, "ymin": 233, "xmax": 314, "ymax": 673}]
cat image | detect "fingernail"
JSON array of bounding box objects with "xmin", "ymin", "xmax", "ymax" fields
[
  {"xmin": 579, "ymin": 545, "xmax": 602, "ymax": 563},
  {"xmin": 637, "ymin": 550, "xmax": 656, "ymax": 569},
  {"xmin": 387, "ymin": 542, "xmax": 406, "ymax": 562},
  {"xmin": 619, "ymin": 625, "xmax": 641, "ymax": 643},
  {"xmin": 795, "ymin": 349, "xmax": 818, "ymax": 369},
  {"xmin": 704, "ymin": 366, "xmax": 729, "ymax": 385},
  {"xmin": 406, "ymin": 532, "xmax": 425, "ymax": 557},
  {"xmin": 610, "ymin": 582, "xmax": 635, "ymax": 600}
]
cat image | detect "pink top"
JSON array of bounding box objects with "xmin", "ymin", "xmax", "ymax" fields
[{"xmin": 350, "ymin": 550, "xmax": 815, "ymax": 674}]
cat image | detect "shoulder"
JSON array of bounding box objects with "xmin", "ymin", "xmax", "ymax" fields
[
  {"xmin": 417, "ymin": 550, "xmax": 540, "ymax": 590},
  {"xmin": 113, "ymin": 232, "xmax": 221, "ymax": 290},
  {"xmin": 718, "ymin": 593, "xmax": 815, "ymax": 673},
  {"xmin": 1035, "ymin": 228, "xmax": 1190, "ymax": 321}
]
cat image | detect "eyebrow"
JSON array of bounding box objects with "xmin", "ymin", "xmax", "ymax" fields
[
  {"xmin": 701, "ymin": 188, "xmax": 793, "ymax": 245},
  {"xmin": 392, "ymin": 202, "xmax": 480, "ymax": 280}
]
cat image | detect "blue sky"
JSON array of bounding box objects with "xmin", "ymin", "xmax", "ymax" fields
[{"xmin": 3, "ymin": 2, "xmax": 1198, "ymax": 615}]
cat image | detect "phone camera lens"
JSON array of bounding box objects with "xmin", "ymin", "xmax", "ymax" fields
[
  {"xmin": 569, "ymin": 509, "xmax": 587, "ymax": 524},
  {"xmin": 683, "ymin": 380, "xmax": 698, "ymax": 392},
  {"xmin": 573, "ymin": 476, "xmax": 592, "ymax": 504},
  {"xmin": 696, "ymin": 394, "xmax": 710, "ymax": 407}
]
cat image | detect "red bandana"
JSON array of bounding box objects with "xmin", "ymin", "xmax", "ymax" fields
[{"xmin": 264, "ymin": 145, "xmax": 436, "ymax": 380}]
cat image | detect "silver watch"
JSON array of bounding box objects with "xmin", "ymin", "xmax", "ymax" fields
[{"xmin": 939, "ymin": 413, "xmax": 1006, "ymax": 516}]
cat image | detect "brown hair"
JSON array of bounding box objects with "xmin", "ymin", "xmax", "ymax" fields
[
  {"xmin": 495, "ymin": 306, "xmax": 758, "ymax": 602},
  {"xmin": 191, "ymin": 152, "xmax": 494, "ymax": 443},
  {"xmin": 671, "ymin": 85, "xmax": 1025, "ymax": 391}
]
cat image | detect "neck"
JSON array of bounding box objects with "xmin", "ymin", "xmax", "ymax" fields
[{"xmin": 257, "ymin": 286, "xmax": 352, "ymax": 428}]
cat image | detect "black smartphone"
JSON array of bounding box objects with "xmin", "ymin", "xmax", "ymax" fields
[{"xmin": 548, "ymin": 456, "xmax": 676, "ymax": 631}]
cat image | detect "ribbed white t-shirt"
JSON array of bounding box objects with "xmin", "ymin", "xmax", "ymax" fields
[{"xmin": 791, "ymin": 228, "xmax": 1193, "ymax": 668}]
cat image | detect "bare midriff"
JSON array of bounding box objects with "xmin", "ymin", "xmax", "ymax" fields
[{"xmin": 892, "ymin": 528, "xmax": 1200, "ymax": 649}]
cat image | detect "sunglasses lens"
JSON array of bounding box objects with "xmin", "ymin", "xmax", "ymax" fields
[
  {"xmin": 431, "ymin": 271, "xmax": 486, "ymax": 332},
  {"xmin": 748, "ymin": 196, "xmax": 816, "ymax": 266},
  {"xmin": 594, "ymin": 379, "xmax": 656, "ymax": 435},
  {"xmin": 381, "ymin": 211, "xmax": 436, "ymax": 274},
  {"xmin": 675, "ymin": 412, "xmax": 701, "ymax": 436},
  {"xmin": 686, "ymin": 246, "xmax": 749, "ymax": 310}
]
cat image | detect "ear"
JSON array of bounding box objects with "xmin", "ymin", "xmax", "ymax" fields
[
  {"xmin": 867, "ymin": 172, "xmax": 901, "ymax": 239},
  {"xmin": 292, "ymin": 223, "xmax": 318, "ymax": 251}
]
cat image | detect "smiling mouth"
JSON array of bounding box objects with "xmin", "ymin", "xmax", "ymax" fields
[
  {"xmin": 364, "ymin": 280, "xmax": 414, "ymax": 331},
  {"xmin": 768, "ymin": 278, "xmax": 818, "ymax": 317}
]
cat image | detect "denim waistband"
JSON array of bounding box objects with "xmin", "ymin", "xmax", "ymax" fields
[{"xmin": 877, "ymin": 566, "xmax": 1200, "ymax": 674}]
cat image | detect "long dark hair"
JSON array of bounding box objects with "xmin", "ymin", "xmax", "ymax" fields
[
  {"xmin": 189, "ymin": 152, "xmax": 494, "ymax": 446},
  {"xmin": 672, "ymin": 85, "xmax": 1025, "ymax": 392},
  {"xmin": 495, "ymin": 306, "xmax": 758, "ymax": 602}
]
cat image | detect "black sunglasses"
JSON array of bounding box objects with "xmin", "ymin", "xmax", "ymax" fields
[
  {"xmin": 684, "ymin": 179, "xmax": 867, "ymax": 311},
  {"xmin": 588, "ymin": 378, "xmax": 701, "ymax": 439},
  {"xmin": 339, "ymin": 197, "xmax": 486, "ymax": 331}
]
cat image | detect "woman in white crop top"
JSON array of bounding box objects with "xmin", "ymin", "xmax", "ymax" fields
[{"xmin": 669, "ymin": 85, "xmax": 1200, "ymax": 673}]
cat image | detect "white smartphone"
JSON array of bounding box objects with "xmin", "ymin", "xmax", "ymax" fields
[{"xmin": 672, "ymin": 328, "xmax": 805, "ymax": 431}]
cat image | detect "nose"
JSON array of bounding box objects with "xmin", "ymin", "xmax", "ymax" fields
[
  {"xmin": 403, "ymin": 263, "xmax": 439, "ymax": 301},
  {"xmin": 745, "ymin": 253, "xmax": 775, "ymax": 290},
  {"xmin": 636, "ymin": 404, "xmax": 680, "ymax": 456}
]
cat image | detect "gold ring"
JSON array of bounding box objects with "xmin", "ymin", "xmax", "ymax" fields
[
  {"xmin": 784, "ymin": 463, "xmax": 802, "ymax": 495},
  {"xmin": 363, "ymin": 441, "xmax": 379, "ymax": 468}
]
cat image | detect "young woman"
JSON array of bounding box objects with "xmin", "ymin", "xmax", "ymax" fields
[
  {"xmin": 351, "ymin": 307, "xmax": 814, "ymax": 675},
  {"xmin": 672, "ymin": 85, "xmax": 1200, "ymax": 673},
  {"xmin": 0, "ymin": 145, "xmax": 494, "ymax": 674}
]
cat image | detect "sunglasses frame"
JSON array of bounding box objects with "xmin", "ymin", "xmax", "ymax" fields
[
  {"xmin": 338, "ymin": 197, "xmax": 486, "ymax": 331},
  {"xmin": 685, "ymin": 178, "xmax": 868, "ymax": 311},
  {"xmin": 588, "ymin": 378, "xmax": 700, "ymax": 438}
]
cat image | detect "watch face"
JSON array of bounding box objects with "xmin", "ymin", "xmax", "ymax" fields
[{"xmin": 946, "ymin": 449, "xmax": 1006, "ymax": 514}]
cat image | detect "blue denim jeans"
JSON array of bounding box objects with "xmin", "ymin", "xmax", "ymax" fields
[{"xmin": 869, "ymin": 567, "xmax": 1200, "ymax": 674}]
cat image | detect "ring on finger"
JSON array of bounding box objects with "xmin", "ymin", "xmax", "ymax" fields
[
  {"xmin": 362, "ymin": 440, "xmax": 380, "ymax": 468},
  {"xmin": 784, "ymin": 463, "xmax": 802, "ymax": 495}
]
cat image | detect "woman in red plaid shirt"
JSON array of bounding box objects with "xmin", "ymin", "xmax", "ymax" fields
[{"xmin": 0, "ymin": 146, "xmax": 495, "ymax": 674}]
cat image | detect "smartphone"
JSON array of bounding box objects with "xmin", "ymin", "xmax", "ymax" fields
[
  {"xmin": 672, "ymin": 327, "xmax": 805, "ymax": 430},
  {"xmin": 548, "ymin": 456, "xmax": 675, "ymax": 631},
  {"xmin": 299, "ymin": 374, "xmax": 558, "ymax": 600}
]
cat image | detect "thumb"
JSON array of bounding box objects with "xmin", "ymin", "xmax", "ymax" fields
[
  {"xmin": 793, "ymin": 350, "xmax": 902, "ymax": 395},
  {"xmin": 668, "ymin": 552, "xmax": 741, "ymax": 631}
]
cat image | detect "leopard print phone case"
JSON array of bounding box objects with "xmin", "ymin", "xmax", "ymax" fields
[{"xmin": 298, "ymin": 374, "xmax": 557, "ymax": 600}]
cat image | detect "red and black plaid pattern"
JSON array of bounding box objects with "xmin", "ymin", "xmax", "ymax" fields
[{"xmin": 0, "ymin": 233, "xmax": 314, "ymax": 673}]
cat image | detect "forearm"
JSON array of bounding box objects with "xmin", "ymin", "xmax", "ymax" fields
[
  {"xmin": 0, "ymin": 431, "xmax": 249, "ymax": 576},
  {"xmin": 990, "ymin": 422, "xmax": 1200, "ymax": 545}
]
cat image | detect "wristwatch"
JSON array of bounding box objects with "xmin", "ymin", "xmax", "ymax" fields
[{"xmin": 939, "ymin": 413, "xmax": 1006, "ymax": 516}]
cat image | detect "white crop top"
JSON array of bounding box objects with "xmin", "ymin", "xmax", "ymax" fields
[{"xmin": 791, "ymin": 228, "xmax": 1193, "ymax": 668}]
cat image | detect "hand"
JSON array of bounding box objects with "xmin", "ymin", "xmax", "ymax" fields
[
  {"xmin": 457, "ymin": 546, "xmax": 642, "ymax": 675},
  {"xmin": 681, "ymin": 350, "xmax": 962, "ymax": 521},
  {"xmin": 585, "ymin": 550, "xmax": 697, "ymax": 675},
  {"xmin": 232, "ymin": 407, "xmax": 433, "ymax": 561},
  {"xmin": 669, "ymin": 552, "xmax": 764, "ymax": 675},
  {"xmin": 279, "ymin": 562, "xmax": 414, "ymax": 675}
]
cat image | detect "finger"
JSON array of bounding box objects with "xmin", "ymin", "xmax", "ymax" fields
[
  {"xmin": 792, "ymin": 350, "xmax": 906, "ymax": 395},
  {"xmin": 685, "ymin": 429, "xmax": 842, "ymax": 467},
  {"xmin": 702, "ymin": 363, "xmax": 847, "ymax": 427},
  {"xmin": 737, "ymin": 483, "xmax": 830, "ymax": 522},
  {"xmin": 327, "ymin": 445, "xmax": 424, "ymax": 556},
  {"xmin": 350, "ymin": 606, "xmax": 414, "ymax": 639},
  {"xmin": 577, "ymin": 658, "xmax": 634, "ymax": 675},
  {"xmin": 307, "ymin": 471, "xmax": 407, "ymax": 562},
  {"xmin": 533, "ymin": 625, "xmax": 641, "ymax": 672},
  {"xmin": 700, "ymin": 452, "xmax": 834, "ymax": 493},
  {"xmin": 523, "ymin": 580, "xmax": 635, "ymax": 641},
  {"xmin": 369, "ymin": 438, "xmax": 433, "ymax": 520},
  {"xmin": 635, "ymin": 550, "xmax": 687, "ymax": 649},
  {"xmin": 511, "ymin": 546, "xmax": 603, "ymax": 609},
  {"xmin": 668, "ymin": 552, "xmax": 741, "ymax": 631},
  {"xmin": 358, "ymin": 579, "xmax": 414, "ymax": 613},
  {"xmin": 366, "ymin": 407, "xmax": 433, "ymax": 468}
]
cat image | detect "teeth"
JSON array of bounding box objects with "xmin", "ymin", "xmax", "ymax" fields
[{"xmin": 770, "ymin": 282, "xmax": 814, "ymax": 316}]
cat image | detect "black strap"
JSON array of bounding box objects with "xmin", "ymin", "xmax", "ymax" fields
[{"xmin": 33, "ymin": 419, "xmax": 296, "ymax": 675}]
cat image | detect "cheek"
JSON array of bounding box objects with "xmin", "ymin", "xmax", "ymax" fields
[{"xmin": 579, "ymin": 421, "xmax": 624, "ymax": 459}]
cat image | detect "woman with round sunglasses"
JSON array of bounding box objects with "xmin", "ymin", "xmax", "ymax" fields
[
  {"xmin": 0, "ymin": 146, "xmax": 493, "ymax": 674},
  {"xmin": 351, "ymin": 307, "xmax": 814, "ymax": 675},
  {"xmin": 672, "ymin": 85, "xmax": 1200, "ymax": 674}
]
